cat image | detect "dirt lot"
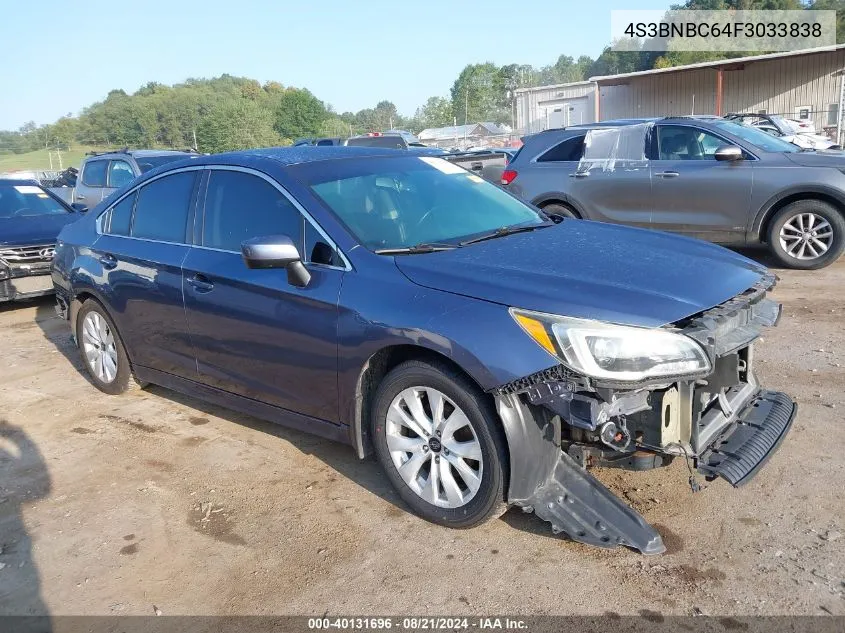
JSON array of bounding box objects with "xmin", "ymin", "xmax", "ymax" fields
[{"xmin": 0, "ymin": 251, "xmax": 843, "ymax": 619}]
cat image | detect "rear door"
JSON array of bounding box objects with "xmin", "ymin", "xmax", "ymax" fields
[
  {"xmin": 649, "ymin": 124, "xmax": 753, "ymax": 243},
  {"xmin": 75, "ymin": 159, "xmax": 109, "ymax": 205},
  {"xmin": 564, "ymin": 126, "xmax": 653, "ymax": 228},
  {"xmin": 105, "ymin": 159, "xmax": 136, "ymax": 198},
  {"xmin": 182, "ymin": 167, "xmax": 345, "ymax": 423},
  {"xmin": 92, "ymin": 168, "xmax": 200, "ymax": 377}
]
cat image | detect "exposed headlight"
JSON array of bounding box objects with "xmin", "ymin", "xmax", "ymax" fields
[{"xmin": 510, "ymin": 308, "xmax": 711, "ymax": 382}]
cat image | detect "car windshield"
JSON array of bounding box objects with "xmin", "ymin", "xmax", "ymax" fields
[
  {"xmin": 135, "ymin": 155, "xmax": 191, "ymax": 173},
  {"xmin": 712, "ymin": 120, "xmax": 799, "ymax": 153},
  {"xmin": 0, "ymin": 184, "xmax": 68, "ymax": 218},
  {"xmin": 305, "ymin": 156, "xmax": 544, "ymax": 251}
]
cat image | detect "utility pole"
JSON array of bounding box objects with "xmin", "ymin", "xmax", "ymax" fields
[{"xmin": 192, "ymin": 128, "xmax": 198, "ymax": 151}]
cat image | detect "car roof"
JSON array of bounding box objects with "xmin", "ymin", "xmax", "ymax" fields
[
  {"xmin": 0, "ymin": 178, "xmax": 42, "ymax": 187},
  {"xmin": 86, "ymin": 149, "xmax": 196, "ymax": 160},
  {"xmin": 195, "ymin": 146, "xmax": 408, "ymax": 167}
]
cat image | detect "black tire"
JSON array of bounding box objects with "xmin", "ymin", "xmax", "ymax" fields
[
  {"xmin": 542, "ymin": 202, "xmax": 579, "ymax": 223},
  {"xmin": 371, "ymin": 360, "xmax": 509, "ymax": 528},
  {"xmin": 75, "ymin": 299, "xmax": 139, "ymax": 395},
  {"xmin": 767, "ymin": 199, "xmax": 845, "ymax": 270}
]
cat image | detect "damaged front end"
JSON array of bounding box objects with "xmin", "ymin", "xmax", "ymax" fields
[{"xmin": 493, "ymin": 273, "xmax": 796, "ymax": 555}]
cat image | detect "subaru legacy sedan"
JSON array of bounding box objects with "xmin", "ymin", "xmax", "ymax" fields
[{"xmin": 52, "ymin": 147, "xmax": 796, "ymax": 554}]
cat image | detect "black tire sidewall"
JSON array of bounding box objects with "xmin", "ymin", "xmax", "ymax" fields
[
  {"xmin": 542, "ymin": 203, "xmax": 579, "ymax": 222},
  {"xmin": 371, "ymin": 361, "xmax": 507, "ymax": 528},
  {"xmin": 75, "ymin": 299, "xmax": 133, "ymax": 395},
  {"xmin": 768, "ymin": 200, "xmax": 845, "ymax": 270}
]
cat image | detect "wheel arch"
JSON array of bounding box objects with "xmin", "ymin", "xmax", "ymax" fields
[
  {"xmin": 70, "ymin": 288, "xmax": 137, "ymax": 367},
  {"xmin": 531, "ymin": 194, "xmax": 585, "ymax": 218},
  {"xmin": 753, "ymin": 187, "xmax": 845, "ymax": 243},
  {"xmin": 349, "ymin": 344, "xmax": 495, "ymax": 460}
]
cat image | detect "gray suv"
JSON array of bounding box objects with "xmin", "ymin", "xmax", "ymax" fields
[
  {"xmin": 74, "ymin": 149, "xmax": 198, "ymax": 206},
  {"xmin": 504, "ymin": 117, "xmax": 845, "ymax": 269}
]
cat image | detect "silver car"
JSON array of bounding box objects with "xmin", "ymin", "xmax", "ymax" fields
[{"xmin": 504, "ymin": 116, "xmax": 845, "ymax": 269}]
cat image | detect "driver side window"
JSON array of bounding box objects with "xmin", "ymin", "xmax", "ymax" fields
[{"xmin": 657, "ymin": 126, "xmax": 725, "ymax": 160}]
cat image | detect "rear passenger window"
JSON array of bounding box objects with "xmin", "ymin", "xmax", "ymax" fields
[
  {"xmin": 107, "ymin": 192, "xmax": 135, "ymax": 236},
  {"xmin": 82, "ymin": 160, "xmax": 108, "ymax": 187},
  {"xmin": 203, "ymin": 170, "xmax": 302, "ymax": 252},
  {"xmin": 132, "ymin": 171, "xmax": 196, "ymax": 243},
  {"xmin": 537, "ymin": 135, "xmax": 586, "ymax": 162}
]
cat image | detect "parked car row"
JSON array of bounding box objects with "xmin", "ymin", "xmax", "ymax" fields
[{"xmin": 44, "ymin": 146, "xmax": 797, "ymax": 555}]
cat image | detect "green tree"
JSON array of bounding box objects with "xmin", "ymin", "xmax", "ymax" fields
[
  {"xmin": 415, "ymin": 96, "xmax": 454, "ymax": 129},
  {"xmin": 196, "ymin": 99, "xmax": 281, "ymax": 153},
  {"xmin": 451, "ymin": 63, "xmax": 507, "ymax": 124},
  {"xmin": 272, "ymin": 88, "xmax": 328, "ymax": 140}
]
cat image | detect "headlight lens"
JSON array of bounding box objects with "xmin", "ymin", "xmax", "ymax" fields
[{"xmin": 511, "ymin": 308, "xmax": 710, "ymax": 382}]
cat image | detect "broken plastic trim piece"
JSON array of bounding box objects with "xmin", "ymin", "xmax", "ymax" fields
[{"xmin": 496, "ymin": 393, "xmax": 665, "ymax": 555}]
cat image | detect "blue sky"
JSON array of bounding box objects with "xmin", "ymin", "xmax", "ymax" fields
[{"xmin": 1, "ymin": 0, "xmax": 671, "ymax": 129}]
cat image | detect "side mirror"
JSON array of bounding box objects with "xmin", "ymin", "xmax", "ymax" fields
[
  {"xmin": 714, "ymin": 145, "xmax": 744, "ymax": 162},
  {"xmin": 241, "ymin": 235, "xmax": 311, "ymax": 288},
  {"xmin": 71, "ymin": 202, "xmax": 88, "ymax": 212}
]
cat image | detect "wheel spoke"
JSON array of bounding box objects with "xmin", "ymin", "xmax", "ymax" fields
[
  {"xmin": 781, "ymin": 223, "xmax": 802, "ymax": 234},
  {"xmin": 806, "ymin": 241, "xmax": 819, "ymax": 258},
  {"xmin": 403, "ymin": 389, "xmax": 433, "ymax": 436},
  {"xmin": 445, "ymin": 453, "xmax": 481, "ymax": 494},
  {"xmin": 806, "ymin": 213, "xmax": 816, "ymax": 230},
  {"xmin": 439, "ymin": 460, "xmax": 463, "ymax": 506},
  {"xmin": 810, "ymin": 237, "xmax": 829, "ymax": 252},
  {"xmin": 427, "ymin": 388, "xmax": 445, "ymax": 428},
  {"xmin": 440, "ymin": 408, "xmax": 471, "ymax": 441},
  {"xmin": 398, "ymin": 451, "xmax": 429, "ymax": 488},
  {"xmin": 386, "ymin": 433, "xmax": 426, "ymax": 453},
  {"xmin": 444, "ymin": 438, "xmax": 482, "ymax": 461},
  {"xmin": 422, "ymin": 458, "xmax": 441, "ymax": 504},
  {"xmin": 387, "ymin": 402, "xmax": 429, "ymax": 440}
]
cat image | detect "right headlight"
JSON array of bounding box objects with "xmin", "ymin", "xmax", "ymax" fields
[{"xmin": 510, "ymin": 308, "xmax": 711, "ymax": 382}]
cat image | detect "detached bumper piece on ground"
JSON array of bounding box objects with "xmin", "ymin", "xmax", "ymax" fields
[{"xmin": 494, "ymin": 275, "xmax": 797, "ymax": 555}]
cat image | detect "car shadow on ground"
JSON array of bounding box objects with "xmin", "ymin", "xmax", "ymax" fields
[{"xmin": 0, "ymin": 420, "xmax": 52, "ymax": 631}]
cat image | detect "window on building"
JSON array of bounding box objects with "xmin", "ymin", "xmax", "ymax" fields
[{"xmin": 828, "ymin": 104, "xmax": 839, "ymax": 126}]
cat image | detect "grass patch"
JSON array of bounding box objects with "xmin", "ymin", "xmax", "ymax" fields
[{"xmin": 0, "ymin": 146, "xmax": 108, "ymax": 173}]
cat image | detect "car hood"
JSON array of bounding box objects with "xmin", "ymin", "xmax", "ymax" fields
[
  {"xmin": 0, "ymin": 213, "xmax": 79, "ymax": 247},
  {"xmin": 783, "ymin": 150, "xmax": 845, "ymax": 166},
  {"xmin": 394, "ymin": 221, "xmax": 768, "ymax": 327}
]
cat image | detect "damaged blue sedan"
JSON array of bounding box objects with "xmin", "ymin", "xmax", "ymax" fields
[{"xmin": 51, "ymin": 147, "xmax": 796, "ymax": 554}]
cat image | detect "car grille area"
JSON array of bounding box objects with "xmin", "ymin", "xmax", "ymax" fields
[{"xmin": 0, "ymin": 243, "xmax": 56, "ymax": 267}]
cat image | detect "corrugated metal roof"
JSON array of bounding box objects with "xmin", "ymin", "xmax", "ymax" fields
[
  {"xmin": 418, "ymin": 122, "xmax": 511, "ymax": 141},
  {"xmin": 589, "ymin": 44, "xmax": 845, "ymax": 84},
  {"xmin": 514, "ymin": 80, "xmax": 595, "ymax": 95}
]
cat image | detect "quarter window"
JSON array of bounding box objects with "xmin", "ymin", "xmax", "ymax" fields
[
  {"xmin": 82, "ymin": 160, "xmax": 108, "ymax": 187},
  {"xmin": 107, "ymin": 192, "xmax": 135, "ymax": 236},
  {"xmin": 108, "ymin": 160, "xmax": 135, "ymax": 188},
  {"xmin": 132, "ymin": 171, "xmax": 196, "ymax": 243},
  {"xmin": 203, "ymin": 170, "xmax": 302, "ymax": 253},
  {"xmin": 537, "ymin": 135, "xmax": 586, "ymax": 162}
]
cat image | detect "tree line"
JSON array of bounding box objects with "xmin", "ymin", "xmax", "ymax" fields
[{"xmin": 2, "ymin": 0, "xmax": 842, "ymax": 156}]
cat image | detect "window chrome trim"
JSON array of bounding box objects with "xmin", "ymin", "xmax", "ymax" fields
[
  {"xmin": 203, "ymin": 165, "xmax": 352, "ymax": 272},
  {"xmin": 96, "ymin": 165, "xmax": 209, "ymax": 237}
]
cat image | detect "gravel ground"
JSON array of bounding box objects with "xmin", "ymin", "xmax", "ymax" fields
[{"xmin": 0, "ymin": 252, "xmax": 843, "ymax": 619}]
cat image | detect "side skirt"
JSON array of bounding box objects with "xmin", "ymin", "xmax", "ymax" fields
[{"xmin": 134, "ymin": 366, "xmax": 352, "ymax": 446}]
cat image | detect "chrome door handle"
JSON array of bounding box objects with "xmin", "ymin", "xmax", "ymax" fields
[
  {"xmin": 187, "ymin": 274, "xmax": 214, "ymax": 293},
  {"xmin": 569, "ymin": 172, "xmax": 590, "ymax": 178},
  {"xmin": 76, "ymin": 194, "xmax": 86, "ymax": 200},
  {"xmin": 98, "ymin": 254, "xmax": 117, "ymax": 270},
  {"xmin": 655, "ymin": 171, "xmax": 680, "ymax": 178}
]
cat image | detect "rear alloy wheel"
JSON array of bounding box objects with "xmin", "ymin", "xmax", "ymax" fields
[
  {"xmin": 76, "ymin": 299, "xmax": 138, "ymax": 395},
  {"xmin": 768, "ymin": 200, "xmax": 845, "ymax": 269},
  {"xmin": 542, "ymin": 203, "xmax": 579, "ymax": 223},
  {"xmin": 371, "ymin": 361, "xmax": 508, "ymax": 528}
]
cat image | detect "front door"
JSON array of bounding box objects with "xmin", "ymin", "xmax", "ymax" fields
[
  {"xmin": 649, "ymin": 124, "xmax": 753, "ymax": 243},
  {"xmin": 182, "ymin": 168, "xmax": 344, "ymax": 423}
]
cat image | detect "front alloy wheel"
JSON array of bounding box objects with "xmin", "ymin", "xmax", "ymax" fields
[
  {"xmin": 81, "ymin": 311, "xmax": 118, "ymax": 383},
  {"xmin": 372, "ymin": 360, "xmax": 508, "ymax": 528},
  {"xmin": 385, "ymin": 387, "xmax": 483, "ymax": 508}
]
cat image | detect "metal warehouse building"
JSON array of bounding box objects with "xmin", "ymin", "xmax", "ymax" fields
[{"xmin": 515, "ymin": 45, "xmax": 845, "ymax": 143}]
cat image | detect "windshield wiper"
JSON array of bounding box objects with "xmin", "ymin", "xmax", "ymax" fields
[
  {"xmin": 460, "ymin": 222, "xmax": 553, "ymax": 246},
  {"xmin": 374, "ymin": 243, "xmax": 457, "ymax": 255}
]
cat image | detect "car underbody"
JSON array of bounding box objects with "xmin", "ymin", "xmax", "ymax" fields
[{"xmin": 492, "ymin": 273, "xmax": 797, "ymax": 554}]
